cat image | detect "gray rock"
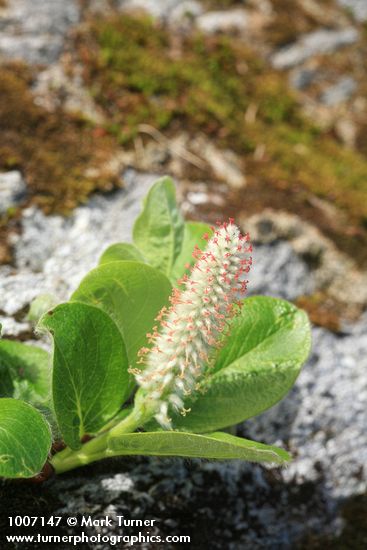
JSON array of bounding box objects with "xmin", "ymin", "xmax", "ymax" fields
[
  {"xmin": 320, "ymin": 76, "xmax": 357, "ymax": 105},
  {"xmin": 33, "ymin": 63, "xmax": 105, "ymax": 122},
  {"xmin": 335, "ymin": 116, "xmax": 357, "ymax": 148},
  {"xmin": 289, "ymin": 68, "xmax": 320, "ymax": 90},
  {"xmin": 192, "ymin": 139, "xmax": 246, "ymax": 189},
  {"xmin": 1, "ymin": 455, "xmax": 341, "ymax": 549},
  {"xmin": 247, "ymin": 241, "xmax": 315, "ymax": 300},
  {"xmin": 169, "ymin": 1, "xmax": 203, "ymax": 23},
  {"xmin": 337, "ymin": 0, "xmax": 367, "ymax": 22},
  {"xmin": 0, "ymin": 314, "xmax": 30, "ymax": 337},
  {"xmin": 118, "ymin": 0, "xmax": 203, "ymax": 25},
  {"xmin": 0, "ymin": 271, "xmax": 56, "ymax": 317},
  {"xmin": 100, "ymin": 473, "xmax": 135, "ymax": 495},
  {"xmin": 271, "ymin": 28, "xmax": 359, "ymax": 69},
  {"xmin": 0, "ymin": 0, "xmax": 80, "ymax": 64},
  {"xmin": 117, "ymin": 0, "xmax": 183, "ymax": 19},
  {"xmin": 242, "ymin": 209, "xmax": 367, "ymax": 309},
  {"xmin": 196, "ymin": 9, "xmax": 249, "ymax": 34},
  {"xmin": 0, "ymin": 170, "xmax": 26, "ymax": 214}
]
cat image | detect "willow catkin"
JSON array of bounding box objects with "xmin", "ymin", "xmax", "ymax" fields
[{"xmin": 133, "ymin": 220, "xmax": 252, "ymax": 428}]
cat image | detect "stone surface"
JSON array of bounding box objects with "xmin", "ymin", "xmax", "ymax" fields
[
  {"xmin": 48, "ymin": 457, "xmax": 341, "ymax": 548},
  {"xmin": 247, "ymin": 241, "xmax": 315, "ymax": 300},
  {"xmin": 169, "ymin": 1, "xmax": 203, "ymax": 23},
  {"xmin": 241, "ymin": 209, "xmax": 367, "ymax": 310},
  {"xmin": 118, "ymin": 0, "xmax": 205, "ymax": 26},
  {"xmin": 0, "ymin": 456, "xmax": 340, "ymax": 549},
  {"xmin": 33, "ymin": 64, "xmax": 105, "ymax": 122},
  {"xmin": 196, "ymin": 9, "xmax": 249, "ymax": 34},
  {"xmin": 0, "ymin": 0, "xmax": 80, "ymax": 64},
  {"xmin": 334, "ymin": 116, "xmax": 358, "ymax": 147},
  {"xmin": 191, "ymin": 138, "xmax": 246, "ymax": 189},
  {"xmin": 0, "ymin": 170, "xmax": 26, "ymax": 214},
  {"xmin": 289, "ymin": 67, "xmax": 320, "ymax": 90},
  {"xmin": 117, "ymin": 0, "xmax": 184, "ymax": 20},
  {"xmin": 117, "ymin": 131, "xmax": 246, "ymax": 189},
  {"xmin": 271, "ymin": 28, "xmax": 359, "ymax": 69},
  {"xmin": 0, "ymin": 314, "xmax": 30, "ymax": 337},
  {"xmin": 337, "ymin": 0, "xmax": 367, "ymax": 22},
  {"xmin": 320, "ymin": 76, "xmax": 357, "ymax": 106}
]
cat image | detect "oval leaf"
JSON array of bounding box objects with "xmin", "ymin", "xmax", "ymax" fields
[
  {"xmin": 172, "ymin": 296, "xmax": 311, "ymax": 433},
  {"xmin": 71, "ymin": 261, "xmax": 171, "ymax": 367},
  {"xmin": 108, "ymin": 430, "xmax": 290, "ymax": 464},
  {"xmin": 40, "ymin": 302, "xmax": 129, "ymax": 449},
  {"xmin": 133, "ymin": 177, "xmax": 184, "ymax": 276},
  {"xmin": 0, "ymin": 398, "xmax": 51, "ymax": 478},
  {"xmin": 99, "ymin": 243, "xmax": 146, "ymax": 265},
  {"xmin": 0, "ymin": 340, "xmax": 51, "ymax": 406}
]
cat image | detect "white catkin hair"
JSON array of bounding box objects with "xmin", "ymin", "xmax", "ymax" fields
[{"xmin": 132, "ymin": 219, "xmax": 252, "ymax": 428}]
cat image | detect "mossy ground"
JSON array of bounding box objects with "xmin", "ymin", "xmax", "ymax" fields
[
  {"xmin": 75, "ymin": 14, "xmax": 367, "ymax": 265},
  {"xmin": 0, "ymin": 63, "xmax": 121, "ymax": 214},
  {"xmin": 1, "ymin": 11, "xmax": 367, "ymax": 265}
]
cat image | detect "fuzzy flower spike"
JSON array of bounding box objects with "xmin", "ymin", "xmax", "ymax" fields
[{"xmin": 133, "ymin": 220, "xmax": 252, "ymax": 428}]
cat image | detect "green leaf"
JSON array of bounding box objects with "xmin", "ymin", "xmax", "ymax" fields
[
  {"xmin": 133, "ymin": 177, "xmax": 184, "ymax": 276},
  {"xmin": 170, "ymin": 221, "xmax": 213, "ymax": 284},
  {"xmin": 108, "ymin": 430, "xmax": 290, "ymax": 464},
  {"xmin": 39, "ymin": 302, "xmax": 129, "ymax": 450},
  {"xmin": 27, "ymin": 293, "xmax": 58, "ymax": 323},
  {"xmin": 172, "ymin": 296, "xmax": 311, "ymax": 433},
  {"xmin": 71, "ymin": 261, "xmax": 172, "ymax": 367},
  {"xmin": 99, "ymin": 243, "xmax": 146, "ymax": 265},
  {"xmin": 0, "ymin": 398, "xmax": 51, "ymax": 478},
  {"xmin": 0, "ymin": 340, "xmax": 51, "ymax": 406}
]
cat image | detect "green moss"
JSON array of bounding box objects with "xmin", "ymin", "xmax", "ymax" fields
[
  {"xmin": 249, "ymin": 121, "xmax": 367, "ymax": 223},
  {"xmin": 78, "ymin": 15, "xmax": 301, "ymax": 155},
  {"xmin": 81, "ymin": 17, "xmax": 259, "ymax": 146},
  {"xmin": 76, "ymin": 14, "xmax": 367, "ymax": 233},
  {"xmin": 0, "ymin": 63, "xmax": 120, "ymax": 213}
]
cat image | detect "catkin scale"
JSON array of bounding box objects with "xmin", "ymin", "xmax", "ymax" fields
[{"xmin": 133, "ymin": 220, "xmax": 252, "ymax": 428}]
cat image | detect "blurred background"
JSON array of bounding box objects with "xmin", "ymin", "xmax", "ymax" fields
[{"xmin": 0, "ymin": 0, "xmax": 366, "ymax": 548}]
